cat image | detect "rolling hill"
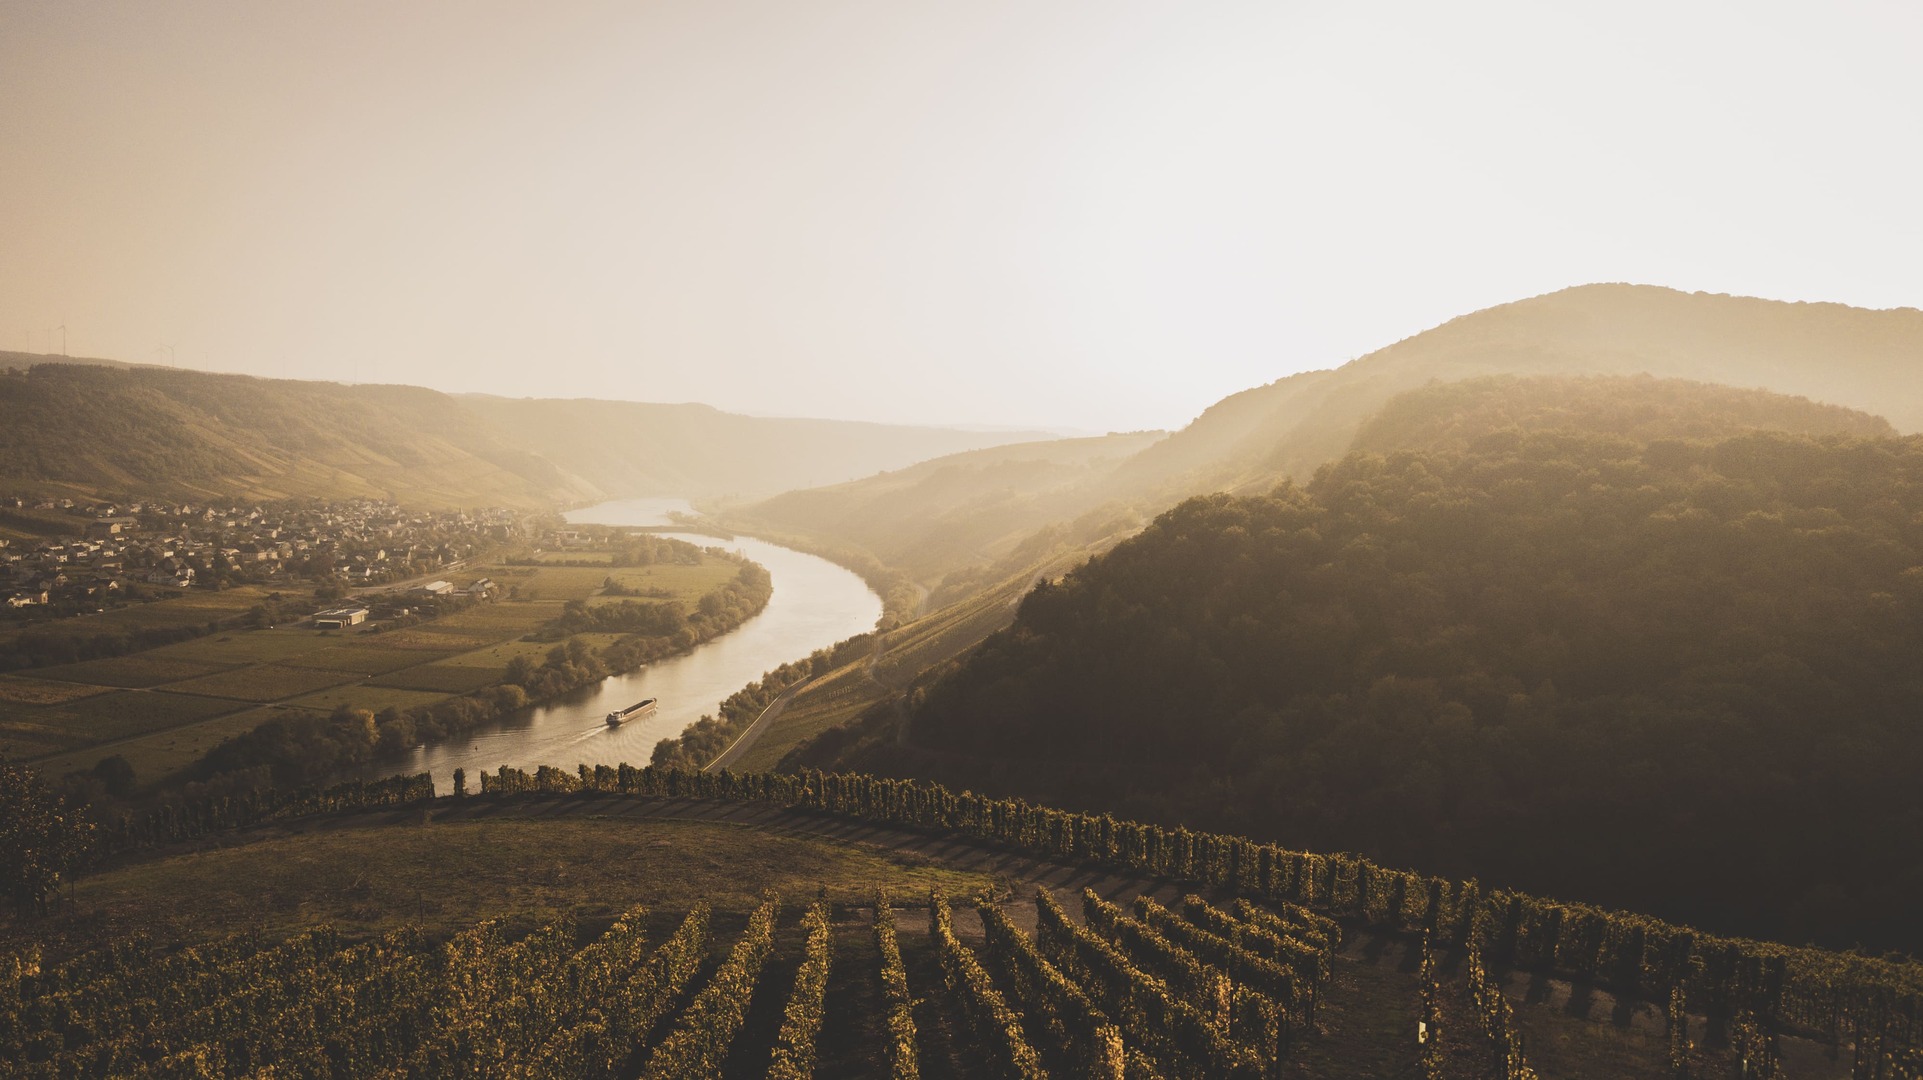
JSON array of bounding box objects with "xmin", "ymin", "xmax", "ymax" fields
[
  {"xmin": 0, "ymin": 362, "xmax": 1057, "ymax": 509},
  {"xmin": 722, "ymin": 431, "xmax": 1166, "ymax": 587},
  {"xmin": 0, "ymin": 364, "xmax": 594, "ymax": 509},
  {"xmin": 734, "ymin": 285, "xmax": 1923, "ymax": 598},
  {"xmin": 835, "ymin": 422, "xmax": 1923, "ymax": 957},
  {"xmin": 5, "ymin": 767, "xmax": 1916, "ymax": 1078},
  {"xmin": 455, "ymin": 395, "xmax": 1060, "ymax": 502}
]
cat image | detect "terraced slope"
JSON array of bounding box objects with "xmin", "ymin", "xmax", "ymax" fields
[{"xmin": 7, "ymin": 770, "xmax": 1915, "ymax": 1078}]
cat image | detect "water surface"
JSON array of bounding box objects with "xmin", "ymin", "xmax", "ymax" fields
[{"xmin": 388, "ymin": 498, "xmax": 881, "ymax": 788}]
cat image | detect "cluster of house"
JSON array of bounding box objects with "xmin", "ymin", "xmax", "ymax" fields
[{"xmin": 1, "ymin": 497, "xmax": 522, "ymax": 614}]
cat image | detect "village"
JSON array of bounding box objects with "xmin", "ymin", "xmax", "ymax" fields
[{"xmin": 0, "ymin": 496, "xmax": 524, "ymax": 617}]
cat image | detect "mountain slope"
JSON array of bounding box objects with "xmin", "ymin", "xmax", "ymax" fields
[
  {"xmin": 1108, "ymin": 283, "xmax": 1923, "ymax": 497},
  {"xmin": 0, "ymin": 363, "xmax": 597, "ymax": 508},
  {"xmin": 868, "ymin": 428, "xmax": 1923, "ymax": 954},
  {"xmin": 1351, "ymin": 373, "xmax": 1895, "ymax": 454},
  {"xmin": 457, "ymin": 396, "xmax": 1060, "ymax": 500},
  {"xmin": 725, "ymin": 431, "xmax": 1165, "ymax": 584},
  {"xmin": 0, "ymin": 361, "xmax": 1061, "ymax": 509},
  {"xmin": 738, "ymin": 284, "xmax": 1923, "ymax": 595}
]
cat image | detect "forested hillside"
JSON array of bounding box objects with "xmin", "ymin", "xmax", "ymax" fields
[
  {"xmin": 1352, "ymin": 373, "xmax": 1894, "ymax": 453},
  {"xmin": 0, "ymin": 364, "xmax": 593, "ymax": 508},
  {"xmin": 0, "ymin": 362, "xmax": 1054, "ymax": 509},
  {"xmin": 1100, "ymin": 283, "xmax": 1923, "ymax": 499},
  {"xmin": 737, "ymin": 286, "xmax": 1923, "ymax": 601},
  {"xmin": 875, "ymin": 429, "xmax": 1923, "ymax": 956}
]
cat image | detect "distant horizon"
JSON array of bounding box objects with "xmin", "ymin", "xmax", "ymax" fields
[
  {"xmin": 9, "ymin": 278, "xmax": 1920, "ymax": 436},
  {"xmin": 5, "ymin": 1, "xmax": 1917, "ymax": 433}
]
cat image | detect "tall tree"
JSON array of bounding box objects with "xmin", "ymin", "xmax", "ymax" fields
[{"xmin": 0, "ymin": 758, "xmax": 94, "ymax": 916}]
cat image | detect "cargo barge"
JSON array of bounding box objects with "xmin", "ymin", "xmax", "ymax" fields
[{"xmin": 605, "ymin": 698, "xmax": 659, "ymax": 727}]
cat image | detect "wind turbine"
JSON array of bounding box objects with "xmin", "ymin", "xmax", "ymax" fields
[{"xmin": 153, "ymin": 343, "xmax": 177, "ymax": 366}]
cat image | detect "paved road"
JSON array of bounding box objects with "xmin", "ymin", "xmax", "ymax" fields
[{"xmin": 703, "ymin": 679, "xmax": 818, "ymax": 772}]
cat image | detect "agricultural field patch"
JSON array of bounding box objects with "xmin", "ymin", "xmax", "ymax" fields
[
  {"xmin": 526, "ymin": 550, "xmax": 612, "ymax": 563},
  {"xmin": 0, "ymin": 588, "xmax": 272, "ymax": 659},
  {"xmin": 0, "ymin": 674, "xmax": 112, "ymax": 705},
  {"xmin": 56, "ymin": 690, "xmax": 248, "ymax": 744},
  {"xmin": 282, "ymin": 644, "xmax": 457, "ymax": 676},
  {"xmin": 367, "ymin": 663, "xmax": 502, "ymax": 695},
  {"xmin": 28, "ymin": 705, "xmax": 326, "ymax": 787},
  {"xmin": 515, "ymin": 565, "xmax": 622, "ymax": 601},
  {"xmin": 55, "ymin": 586, "xmax": 276, "ymax": 633},
  {"xmin": 353, "ymin": 628, "xmax": 495, "ymax": 652},
  {"xmin": 0, "ymin": 723, "xmax": 75, "ymax": 760},
  {"xmin": 146, "ymin": 628, "xmax": 334, "ymax": 665},
  {"xmin": 33, "ymin": 654, "xmax": 233, "ymax": 689},
  {"xmin": 161, "ymin": 664, "xmax": 349, "ymax": 703},
  {"xmin": 288, "ymin": 683, "xmax": 452, "ymax": 715},
  {"xmin": 427, "ymin": 603, "xmax": 553, "ymax": 635},
  {"xmin": 593, "ymin": 560, "xmax": 743, "ymax": 603},
  {"xmin": 434, "ymin": 639, "xmax": 554, "ymax": 670}
]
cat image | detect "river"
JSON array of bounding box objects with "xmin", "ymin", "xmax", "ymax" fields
[{"xmin": 388, "ymin": 498, "xmax": 882, "ymax": 790}]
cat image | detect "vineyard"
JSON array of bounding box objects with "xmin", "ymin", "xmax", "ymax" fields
[{"xmin": 2, "ymin": 764, "xmax": 1920, "ymax": 1078}]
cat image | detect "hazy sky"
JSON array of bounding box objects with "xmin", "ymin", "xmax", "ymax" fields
[{"xmin": 3, "ymin": 1, "xmax": 1919, "ymax": 432}]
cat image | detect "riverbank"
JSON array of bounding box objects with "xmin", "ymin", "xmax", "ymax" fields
[
  {"xmin": 195, "ymin": 554, "xmax": 774, "ymax": 788},
  {"xmin": 387, "ymin": 500, "xmax": 883, "ymax": 788}
]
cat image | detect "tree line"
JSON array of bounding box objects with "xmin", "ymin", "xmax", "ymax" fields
[{"xmin": 190, "ymin": 562, "xmax": 773, "ymax": 786}]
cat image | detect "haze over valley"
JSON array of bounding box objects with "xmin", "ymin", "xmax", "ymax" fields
[{"xmin": 3, "ymin": 3, "xmax": 1922, "ymax": 1077}]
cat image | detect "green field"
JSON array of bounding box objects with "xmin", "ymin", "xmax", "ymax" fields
[
  {"xmin": 286, "ymin": 643, "xmax": 460, "ymax": 675},
  {"xmin": 524, "ymin": 549, "xmax": 614, "ymax": 563},
  {"xmin": 0, "ymin": 585, "xmax": 283, "ymax": 654},
  {"xmin": 507, "ymin": 560, "xmax": 740, "ymax": 605},
  {"xmin": 346, "ymin": 627, "xmax": 501, "ymax": 652},
  {"xmin": 26, "ymin": 705, "xmax": 327, "ymax": 785},
  {"xmin": 288, "ymin": 683, "xmax": 454, "ymax": 715},
  {"xmin": 428, "ymin": 639, "xmax": 554, "ymax": 670},
  {"xmin": 162, "ymin": 663, "xmax": 351, "ymax": 702},
  {"xmin": 0, "ymin": 717, "xmax": 76, "ymax": 759},
  {"xmin": 33, "ymin": 655, "xmax": 234, "ymax": 689},
  {"xmin": 0, "ymin": 689, "xmax": 248, "ymax": 759},
  {"xmin": 10, "ymin": 550, "xmax": 754, "ymax": 785},
  {"xmin": 145, "ymin": 629, "xmax": 335, "ymax": 665},
  {"xmin": 0, "ymin": 674, "xmax": 112, "ymax": 706},
  {"xmin": 366, "ymin": 663, "xmax": 504, "ymax": 694}
]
